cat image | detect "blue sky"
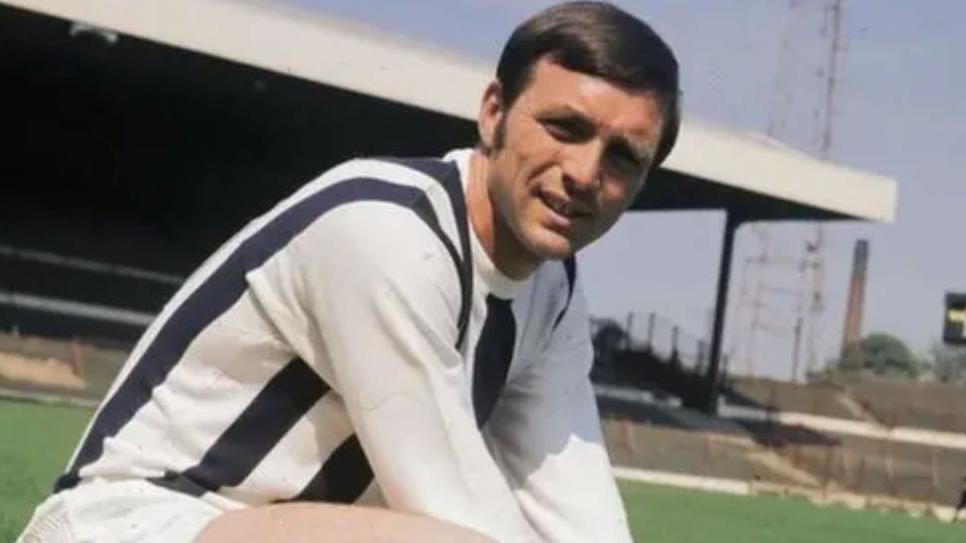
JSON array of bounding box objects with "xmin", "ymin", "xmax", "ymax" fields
[{"xmin": 287, "ymin": 0, "xmax": 966, "ymax": 378}]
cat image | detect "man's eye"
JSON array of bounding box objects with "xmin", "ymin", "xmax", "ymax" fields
[
  {"xmin": 542, "ymin": 119, "xmax": 586, "ymax": 143},
  {"xmin": 607, "ymin": 149, "xmax": 645, "ymax": 178}
]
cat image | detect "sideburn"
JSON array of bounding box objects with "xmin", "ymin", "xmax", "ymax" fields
[{"xmin": 489, "ymin": 114, "xmax": 508, "ymax": 154}]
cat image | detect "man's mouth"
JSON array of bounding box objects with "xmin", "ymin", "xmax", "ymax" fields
[{"xmin": 539, "ymin": 191, "xmax": 590, "ymax": 220}]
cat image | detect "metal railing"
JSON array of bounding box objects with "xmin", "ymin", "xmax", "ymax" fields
[{"xmin": 593, "ymin": 312, "xmax": 714, "ymax": 375}]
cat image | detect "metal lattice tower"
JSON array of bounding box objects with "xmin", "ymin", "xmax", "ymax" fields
[
  {"xmin": 732, "ymin": 0, "xmax": 847, "ymax": 380},
  {"xmin": 803, "ymin": 0, "xmax": 846, "ymax": 376}
]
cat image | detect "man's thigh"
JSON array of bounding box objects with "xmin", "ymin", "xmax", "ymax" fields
[
  {"xmin": 22, "ymin": 480, "xmax": 494, "ymax": 543},
  {"xmin": 196, "ymin": 502, "xmax": 495, "ymax": 543}
]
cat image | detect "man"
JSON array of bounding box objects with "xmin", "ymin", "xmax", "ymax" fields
[
  {"xmin": 19, "ymin": 2, "xmax": 679, "ymax": 542},
  {"xmin": 955, "ymin": 474, "xmax": 966, "ymax": 522}
]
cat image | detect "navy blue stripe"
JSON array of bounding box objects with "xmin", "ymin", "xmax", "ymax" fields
[
  {"xmin": 150, "ymin": 471, "xmax": 207, "ymax": 498},
  {"xmin": 288, "ymin": 435, "xmax": 373, "ymax": 503},
  {"xmin": 381, "ymin": 157, "xmax": 473, "ymax": 349},
  {"xmin": 410, "ymin": 193, "xmax": 464, "ymax": 296},
  {"xmin": 472, "ymin": 294, "xmax": 517, "ymax": 427},
  {"xmin": 552, "ymin": 257, "xmax": 578, "ymax": 329},
  {"xmin": 148, "ymin": 358, "xmax": 327, "ymax": 496},
  {"xmin": 55, "ymin": 177, "xmax": 454, "ymax": 492}
]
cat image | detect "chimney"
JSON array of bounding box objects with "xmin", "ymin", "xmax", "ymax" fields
[{"xmin": 840, "ymin": 239, "xmax": 869, "ymax": 364}]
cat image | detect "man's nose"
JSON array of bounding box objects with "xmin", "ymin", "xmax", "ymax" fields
[{"xmin": 562, "ymin": 141, "xmax": 603, "ymax": 193}]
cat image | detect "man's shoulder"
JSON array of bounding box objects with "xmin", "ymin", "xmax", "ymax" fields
[
  {"xmin": 315, "ymin": 153, "xmax": 464, "ymax": 196},
  {"xmin": 275, "ymin": 176, "xmax": 466, "ymax": 306},
  {"xmin": 267, "ymin": 153, "xmax": 456, "ymax": 227},
  {"xmin": 276, "ymin": 153, "xmax": 469, "ymax": 277},
  {"xmin": 278, "ymin": 154, "xmax": 463, "ymax": 229},
  {"xmin": 368, "ymin": 155, "xmax": 462, "ymax": 185}
]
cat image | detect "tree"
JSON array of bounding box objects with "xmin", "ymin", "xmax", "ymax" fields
[{"xmin": 838, "ymin": 332, "xmax": 922, "ymax": 379}]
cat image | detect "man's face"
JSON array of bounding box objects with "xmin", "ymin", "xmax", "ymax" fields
[{"xmin": 481, "ymin": 58, "xmax": 665, "ymax": 262}]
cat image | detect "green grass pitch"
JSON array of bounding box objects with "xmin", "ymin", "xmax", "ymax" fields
[
  {"xmin": 1, "ymin": 398, "xmax": 963, "ymax": 542},
  {"xmin": 0, "ymin": 398, "xmax": 93, "ymax": 540},
  {"xmin": 619, "ymin": 481, "xmax": 963, "ymax": 542}
]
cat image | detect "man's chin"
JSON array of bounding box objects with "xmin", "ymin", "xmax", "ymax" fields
[{"xmin": 524, "ymin": 232, "xmax": 577, "ymax": 262}]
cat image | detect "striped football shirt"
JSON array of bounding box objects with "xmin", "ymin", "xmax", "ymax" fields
[{"xmin": 52, "ymin": 149, "xmax": 632, "ymax": 542}]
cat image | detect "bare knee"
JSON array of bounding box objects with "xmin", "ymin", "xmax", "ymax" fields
[{"xmin": 196, "ymin": 503, "xmax": 495, "ymax": 543}]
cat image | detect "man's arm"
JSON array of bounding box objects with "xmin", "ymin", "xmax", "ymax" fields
[
  {"xmin": 264, "ymin": 201, "xmax": 539, "ymax": 542},
  {"xmin": 484, "ymin": 281, "xmax": 633, "ymax": 543}
]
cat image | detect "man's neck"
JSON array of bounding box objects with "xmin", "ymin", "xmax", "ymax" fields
[{"xmin": 466, "ymin": 149, "xmax": 540, "ymax": 281}]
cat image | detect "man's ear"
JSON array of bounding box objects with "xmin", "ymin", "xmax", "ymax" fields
[{"xmin": 477, "ymin": 80, "xmax": 505, "ymax": 152}]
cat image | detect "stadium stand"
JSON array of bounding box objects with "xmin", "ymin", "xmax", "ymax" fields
[
  {"xmin": 0, "ymin": 333, "xmax": 125, "ymax": 400},
  {"xmin": 842, "ymin": 376, "xmax": 966, "ymax": 433},
  {"xmin": 600, "ymin": 418, "xmax": 807, "ymax": 487},
  {"xmin": 724, "ymin": 377, "xmax": 864, "ymax": 421},
  {"xmin": 591, "ymin": 313, "xmax": 966, "ymax": 511},
  {"xmin": 785, "ymin": 432, "xmax": 966, "ymax": 505}
]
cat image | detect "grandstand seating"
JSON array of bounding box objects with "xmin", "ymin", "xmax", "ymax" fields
[
  {"xmin": 842, "ymin": 376, "xmax": 966, "ymax": 433},
  {"xmin": 784, "ymin": 431, "xmax": 966, "ymax": 505},
  {"xmin": 0, "ymin": 332, "xmax": 125, "ymax": 399},
  {"xmin": 600, "ymin": 418, "xmax": 805, "ymax": 486},
  {"xmin": 723, "ymin": 377, "xmax": 862, "ymax": 420}
]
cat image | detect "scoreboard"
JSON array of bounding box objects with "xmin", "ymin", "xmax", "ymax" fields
[{"xmin": 944, "ymin": 292, "xmax": 966, "ymax": 345}]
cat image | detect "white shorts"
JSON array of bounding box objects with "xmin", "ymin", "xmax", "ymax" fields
[{"xmin": 17, "ymin": 479, "xmax": 223, "ymax": 543}]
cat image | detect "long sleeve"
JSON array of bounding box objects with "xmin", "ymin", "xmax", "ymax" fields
[
  {"xmin": 275, "ymin": 201, "xmax": 541, "ymax": 542},
  {"xmin": 484, "ymin": 281, "xmax": 633, "ymax": 542}
]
